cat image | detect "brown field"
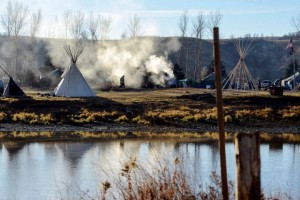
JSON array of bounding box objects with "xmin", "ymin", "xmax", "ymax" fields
[{"xmin": 1, "ymin": 88, "xmax": 300, "ymax": 136}]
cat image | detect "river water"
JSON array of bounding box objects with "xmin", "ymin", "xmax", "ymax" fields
[{"xmin": 0, "ymin": 140, "xmax": 299, "ymax": 200}]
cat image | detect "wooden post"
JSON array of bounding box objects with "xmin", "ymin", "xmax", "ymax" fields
[
  {"xmin": 213, "ymin": 27, "xmax": 229, "ymax": 200},
  {"xmin": 235, "ymin": 132, "xmax": 261, "ymax": 200}
]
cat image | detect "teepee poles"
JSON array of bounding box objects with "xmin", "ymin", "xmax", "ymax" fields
[
  {"xmin": 222, "ymin": 37, "xmax": 256, "ymax": 91},
  {"xmin": 0, "ymin": 65, "xmax": 11, "ymax": 77},
  {"xmin": 64, "ymin": 45, "xmax": 84, "ymax": 64}
]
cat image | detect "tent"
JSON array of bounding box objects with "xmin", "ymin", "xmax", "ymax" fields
[
  {"xmin": 3, "ymin": 77, "xmax": 25, "ymax": 97},
  {"xmin": 0, "ymin": 65, "xmax": 25, "ymax": 97},
  {"xmin": 202, "ymin": 72, "xmax": 216, "ymax": 89},
  {"xmin": 281, "ymin": 72, "xmax": 300, "ymax": 90},
  {"xmin": 54, "ymin": 46, "xmax": 96, "ymax": 97}
]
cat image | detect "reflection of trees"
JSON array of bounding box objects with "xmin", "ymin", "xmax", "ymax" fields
[{"xmin": 209, "ymin": 142, "xmax": 219, "ymax": 168}]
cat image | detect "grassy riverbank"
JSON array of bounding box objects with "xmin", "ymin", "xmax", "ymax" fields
[
  {"xmin": 1, "ymin": 131, "xmax": 300, "ymax": 144},
  {"xmin": 1, "ymin": 88, "xmax": 300, "ymax": 134}
]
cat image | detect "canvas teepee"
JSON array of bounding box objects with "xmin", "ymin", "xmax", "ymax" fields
[
  {"xmin": 0, "ymin": 65, "xmax": 25, "ymax": 97},
  {"xmin": 3, "ymin": 77, "xmax": 25, "ymax": 97},
  {"xmin": 54, "ymin": 45, "xmax": 96, "ymax": 97},
  {"xmin": 222, "ymin": 38, "xmax": 256, "ymax": 91}
]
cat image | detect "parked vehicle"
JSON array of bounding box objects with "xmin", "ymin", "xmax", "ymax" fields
[{"xmin": 261, "ymin": 80, "xmax": 272, "ymax": 89}]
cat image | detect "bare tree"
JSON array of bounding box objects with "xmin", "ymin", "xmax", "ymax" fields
[
  {"xmin": 192, "ymin": 12, "xmax": 206, "ymax": 81},
  {"xmin": 1, "ymin": 0, "xmax": 13, "ymax": 36},
  {"xmin": 207, "ymin": 9, "xmax": 223, "ymax": 35},
  {"xmin": 1, "ymin": 0, "xmax": 28, "ymax": 37},
  {"xmin": 30, "ymin": 9, "xmax": 42, "ymax": 37},
  {"xmin": 291, "ymin": 13, "xmax": 300, "ymax": 33},
  {"xmin": 128, "ymin": 13, "xmax": 142, "ymax": 38},
  {"xmin": 177, "ymin": 10, "xmax": 190, "ymax": 78},
  {"xmin": 208, "ymin": 10, "xmax": 223, "ymax": 60},
  {"xmin": 0, "ymin": 1, "xmax": 28, "ymax": 79},
  {"xmin": 63, "ymin": 10, "xmax": 72, "ymax": 39},
  {"xmin": 99, "ymin": 16, "xmax": 112, "ymax": 40},
  {"xmin": 71, "ymin": 10, "xmax": 86, "ymax": 40},
  {"xmin": 11, "ymin": 1, "xmax": 29, "ymax": 37},
  {"xmin": 193, "ymin": 12, "xmax": 205, "ymax": 39},
  {"xmin": 88, "ymin": 12, "xmax": 100, "ymax": 40},
  {"xmin": 45, "ymin": 17, "xmax": 58, "ymax": 38},
  {"xmin": 178, "ymin": 10, "xmax": 188, "ymax": 38}
]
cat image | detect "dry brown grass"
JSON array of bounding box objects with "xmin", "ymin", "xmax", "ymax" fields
[
  {"xmin": 115, "ymin": 115, "xmax": 130, "ymax": 123},
  {"xmin": 1, "ymin": 88, "xmax": 300, "ymax": 127},
  {"xmin": 101, "ymin": 156, "xmax": 236, "ymax": 200},
  {"xmin": 279, "ymin": 106, "xmax": 300, "ymax": 119},
  {"xmin": 260, "ymin": 133, "xmax": 300, "ymax": 143},
  {"xmin": 12, "ymin": 112, "xmax": 54, "ymax": 124},
  {"xmin": 0, "ymin": 112, "xmax": 7, "ymax": 121},
  {"xmin": 132, "ymin": 116, "xmax": 151, "ymax": 125}
]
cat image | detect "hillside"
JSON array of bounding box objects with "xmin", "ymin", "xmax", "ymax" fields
[{"xmin": 0, "ymin": 36, "xmax": 295, "ymax": 89}]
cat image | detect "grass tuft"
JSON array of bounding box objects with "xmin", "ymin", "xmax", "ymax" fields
[{"xmin": 132, "ymin": 116, "xmax": 151, "ymax": 125}]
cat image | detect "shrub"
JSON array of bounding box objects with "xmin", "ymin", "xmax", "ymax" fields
[
  {"xmin": 115, "ymin": 115, "xmax": 129, "ymax": 123},
  {"xmin": 132, "ymin": 116, "xmax": 151, "ymax": 125},
  {"xmin": 0, "ymin": 112, "xmax": 7, "ymax": 121},
  {"xmin": 12, "ymin": 112, "xmax": 54, "ymax": 124}
]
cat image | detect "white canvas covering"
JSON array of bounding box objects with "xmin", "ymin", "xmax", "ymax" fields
[{"xmin": 54, "ymin": 63, "xmax": 96, "ymax": 97}]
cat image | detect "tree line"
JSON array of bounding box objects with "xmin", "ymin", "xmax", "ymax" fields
[{"xmin": 1, "ymin": 0, "xmax": 300, "ymax": 86}]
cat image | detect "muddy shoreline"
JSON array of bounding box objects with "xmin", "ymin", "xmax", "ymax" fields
[{"xmin": 1, "ymin": 122, "xmax": 299, "ymax": 134}]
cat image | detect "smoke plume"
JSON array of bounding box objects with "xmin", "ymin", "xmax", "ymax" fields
[{"xmin": 47, "ymin": 37, "xmax": 180, "ymax": 89}]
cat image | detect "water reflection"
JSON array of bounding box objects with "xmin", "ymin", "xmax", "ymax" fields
[
  {"xmin": 0, "ymin": 140, "xmax": 299, "ymax": 200},
  {"xmin": 55, "ymin": 142, "xmax": 93, "ymax": 168},
  {"xmin": 269, "ymin": 142, "xmax": 283, "ymax": 151},
  {"xmin": 2, "ymin": 142, "xmax": 26, "ymax": 160}
]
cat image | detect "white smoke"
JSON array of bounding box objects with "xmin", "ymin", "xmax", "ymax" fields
[
  {"xmin": 95, "ymin": 37, "xmax": 179, "ymax": 88},
  {"xmin": 46, "ymin": 37, "xmax": 180, "ymax": 89},
  {"xmin": 145, "ymin": 55, "xmax": 174, "ymax": 86}
]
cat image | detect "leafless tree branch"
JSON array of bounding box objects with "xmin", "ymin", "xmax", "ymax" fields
[
  {"xmin": 128, "ymin": 13, "xmax": 142, "ymax": 38},
  {"xmin": 178, "ymin": 10, "xmax": 188, "ymax": 37},
  {"xmin": 71, "ymin": 10, "xmax": 86, "ymax": 40},
  {"xmin": 63, "ymin": 10, "xmax": 72, "ymax": 39},
  {"xmin": 208, "ymin": 9, "xmax": 223, "ymax": 36},
  {"xmin": 30, "ymin": 9, "xmax": 42, "ymax": 37},
  {"xmin": 88, "ymin": 12, "xmax": 100, "ymax": 41},
  {"xmin": 99, "ymin": 16, "xmax": 112, "ymax": 40}
]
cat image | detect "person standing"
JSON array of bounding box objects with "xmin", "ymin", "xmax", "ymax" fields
[
  {"xmin": 258, "ymin": 80, "xmax": 261, "ymax": 91},
  {"xmin": 120, "ymin": 75, "xmax": 125, "ymax": 88}
]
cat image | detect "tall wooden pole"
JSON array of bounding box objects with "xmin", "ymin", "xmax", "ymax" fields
[
  {"xmin": 213, "ymin": 27, "xmax": 229, "ymax": 200},
  {"xmin": 235, "ymin": 133, "xmax": 261, "ymax": 200}
]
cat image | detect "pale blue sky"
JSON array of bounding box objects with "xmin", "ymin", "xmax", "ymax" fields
[{"xmin": 0, "ymin": 0, "xmax": 299, "ymax": 39}]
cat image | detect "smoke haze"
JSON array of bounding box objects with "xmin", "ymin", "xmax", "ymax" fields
[{"xmin": 47, "ymin": 37, "xmax": 180, "ymax": 88}]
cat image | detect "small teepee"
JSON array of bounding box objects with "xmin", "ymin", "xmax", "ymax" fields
[
  {"xmin": 0, "ymin": 65, "xmax": 25, "ymax": 97},
  {"xmin": 222, "ymin": 38, "xmax": 256, "ymax": 91},
  {"xmin": 54, "ymin": 45, "xmax": 96, "ymax": 97},
  {"xmin": 3, "ymin": 77, "xmax": 25, "ymax": 97}
]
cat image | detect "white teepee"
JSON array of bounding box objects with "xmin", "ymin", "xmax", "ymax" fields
[
  {"xmin": 222, "ymin": 38, "xmax": 256, "ymax": 91},
  {"xmin": 54, "ymin": 45, "xmax": 96, "ymax": 97}
]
